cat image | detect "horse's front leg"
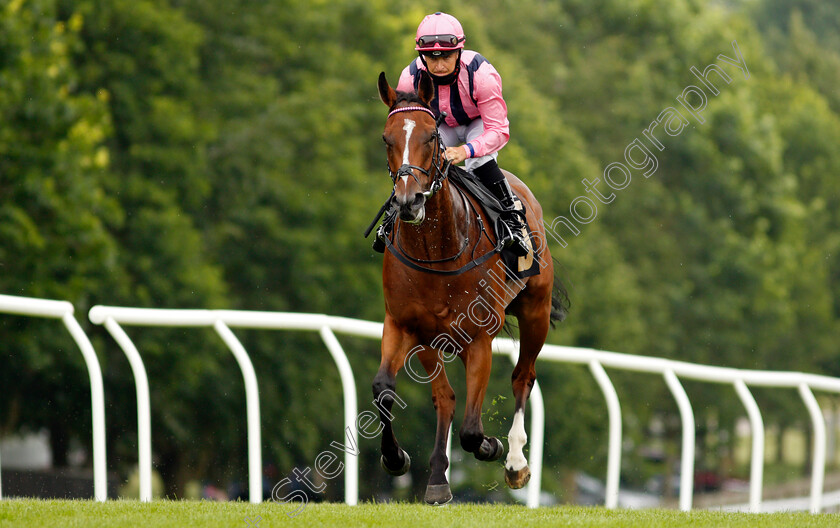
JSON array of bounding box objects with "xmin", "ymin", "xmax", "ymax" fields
[
  {"xmin": 416, "ymin": 347, "xmax": 455, "ymax": 505},
  {"xmin": 460, "ymin": 338, "xmax": 505, "ymax": 463},
  {"xmin": 373, "ymin": 314, "xmax": 414, "ymax": 476}
]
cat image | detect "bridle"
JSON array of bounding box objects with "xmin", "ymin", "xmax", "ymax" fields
[
  {"xmin": 386, "ymin": 105, "xmax": 451, "ymax": 199},
  {"xmin": 379, "ymin": 106, "xmax": 507, "ymax": 276}
]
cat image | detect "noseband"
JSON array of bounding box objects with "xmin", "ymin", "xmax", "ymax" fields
[{"xmin": 386, "ymin": 106, "xmax": 451, "ymax": 198}]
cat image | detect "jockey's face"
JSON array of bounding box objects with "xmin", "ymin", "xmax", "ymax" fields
[{"xmin": 424, "ymin": 52, "xmax": 458, "ymax": 77}]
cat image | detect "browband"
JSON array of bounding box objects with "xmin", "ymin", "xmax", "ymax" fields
[{"xmin": 388, "ymin": 106, "xmax": 436, "ymax": 120}]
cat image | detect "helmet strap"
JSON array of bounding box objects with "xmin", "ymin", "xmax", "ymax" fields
[{"xmin": 419, "ymin": 49, "xmax": 462, "ymax": 86}]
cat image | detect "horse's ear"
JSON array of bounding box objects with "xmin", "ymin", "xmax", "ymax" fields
[
  {"xmin": 418, "ymin": 70, "xmax": 434, "ymax": 106},
  {"xmin": 378, "ymin": 72, "xmax": 396, "ymax": 107}
]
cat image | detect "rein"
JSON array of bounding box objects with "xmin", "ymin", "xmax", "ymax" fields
[
  {"xmin": 382, "ymin": 234, "xmax": 503, "ymax": 276},
  {"xmin": 383, "ymin": 185, "xmax": 504, "ymax": 276},
  {"xmin": 380, "ymin": 105, "xmax": 504, "ymax": 276}
]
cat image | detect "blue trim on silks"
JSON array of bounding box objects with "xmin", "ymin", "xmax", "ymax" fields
[
  {"xmin": 466, "ymin": 54, "xmax": 488, "ymax": 107},
  {"xmin": 448, "ymin": 82, "xmax": 471, "ymax": 126},
  {"xmin": 409, "ymin": 60, "xmax": 420, "ymax": 88},
  {"xmin": 410, "ymin": 60, "xmax": 440, "ymax": 117},
  {"xmin": 430, "ymin": 92, "xmax": 440, "ymax": 117},
  {"xmin": 466, "ymin": 143, "xmax": 475, "ymax": 158}
]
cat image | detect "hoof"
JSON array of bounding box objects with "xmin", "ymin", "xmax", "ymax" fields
[
  {"xmin": 475, "ymin": 437, "xmax": 504, "ymax": 462},
  {"xmin": 504, "ymin": 466, "xmax": 531, "ymax": 489},
  {"xmin": 424, "ymin": 483, "xmax": 453, "ymax": 505},
  {"xmin": 381, "ymin": 449, "xmax": 410, "ymax": 476}
]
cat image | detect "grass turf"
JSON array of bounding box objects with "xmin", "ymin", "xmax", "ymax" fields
[{"xmin": 1, "ymin": 500, "xmax": 839, "ymax": 527}]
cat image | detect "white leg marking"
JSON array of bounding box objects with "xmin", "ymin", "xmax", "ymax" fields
[{"xmin": 505, "ymin": 408, "xmax": 528, "ymax": 471}]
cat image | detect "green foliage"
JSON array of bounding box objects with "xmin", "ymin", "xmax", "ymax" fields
[{"xmin": 4, "ymin": 0, "xmax": 840, "ymax": 505}]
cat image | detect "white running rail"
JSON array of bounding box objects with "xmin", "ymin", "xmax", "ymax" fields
[
  {"xmin": 0, "ymin": 294, "xmax": 107, "ymax": 501},
  {"xmin": 531, "ymin": 344, "xmax": 840, "ymax": 513},
  {"xmin": 85, "ymin": 307, "xmax": 541, "ymax": 507},
  {"xmin": 85, "ymin": 309, "xmax": 840, "ymax": 512},
  {"xmin": 86, "ymin": 307, "xmax": 368, "ymax": 504},
  {"xmin": 9, "ymin": 302, "xmax": 839, "ymax": 513}
]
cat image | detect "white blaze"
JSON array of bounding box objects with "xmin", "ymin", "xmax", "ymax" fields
[
  {"xmin": 400, "ymin": 119, "xmax": 416, "ymax": 184},
  {"xmin": 505, "ymin": 408, "xmax": 528, "ymax": 471}
]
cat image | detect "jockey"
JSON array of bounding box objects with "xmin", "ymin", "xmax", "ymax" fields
[{"xmin": 374, "ymin": 12, "xmax": 530, "ymax": 257}]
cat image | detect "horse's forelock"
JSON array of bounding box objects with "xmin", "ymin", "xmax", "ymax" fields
[{"xmin": 392, "ymin": 90, "xmax": 429, "ymax": 111}]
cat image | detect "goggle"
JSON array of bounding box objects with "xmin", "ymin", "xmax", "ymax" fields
[{"xmin": 416, "ymin": 34, "xmax": 465, "ymax": 48}]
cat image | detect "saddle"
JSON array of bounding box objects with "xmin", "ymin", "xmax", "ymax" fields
[{"xmin": 447, "ymin": 166, "xmax": 541, "ymax": 281}]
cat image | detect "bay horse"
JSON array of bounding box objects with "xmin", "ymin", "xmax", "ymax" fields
[{"xmin": 373, "ymin": 70, "xmax": 566, "ymax": 505}]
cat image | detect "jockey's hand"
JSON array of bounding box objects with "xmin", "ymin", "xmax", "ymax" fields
[{"xmin": 444, "ymin": 146, "xmax": 469, "ymax": 165}]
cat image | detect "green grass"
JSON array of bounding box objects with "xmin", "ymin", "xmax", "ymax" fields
[{"xmin": 1, "ymin": 500, "xmax": 838, "ymax": 527}]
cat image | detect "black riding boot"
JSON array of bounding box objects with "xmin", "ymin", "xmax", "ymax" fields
[
  {"xmin": 372, "ymin": 207, "xmax": 397, "ymax": 253},
  {"xmin": 473, "ymin": 160, "xmax": 530, "ymax": 257}
]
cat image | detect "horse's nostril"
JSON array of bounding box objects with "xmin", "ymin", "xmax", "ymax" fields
[{"xmin": 413, "ymin": 193, "xmax": 425, "ymax": 207}]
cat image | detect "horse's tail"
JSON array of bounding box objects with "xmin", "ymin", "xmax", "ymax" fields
[{"xmin": 549, "ymin": 257, "xmax": 570, "ymax": 327}]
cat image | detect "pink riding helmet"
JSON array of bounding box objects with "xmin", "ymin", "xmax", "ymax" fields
[{"xmin": 415, "ymin": 12, "xmax": 465, "ymax": 52}]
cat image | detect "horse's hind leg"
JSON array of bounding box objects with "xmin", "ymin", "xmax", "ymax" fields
[
  {"xmin": 505, "ymin": 284, "xmax": 552, "ymax": 489},
  {"xmin": 417, "ymin": 347, "xmax": 456, "ymax": 505},
  {"xmin": 504, "ymin": 354, "xmax": 537, "ymax": 489},
  {"xmin": 460, "ymin": 338, "xmax": 505, "ymax": 463},
  {"xmin": 373, "ymin": 314, "xmax": 414, "ymax": 476}
]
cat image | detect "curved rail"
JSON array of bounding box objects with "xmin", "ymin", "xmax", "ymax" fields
[
  {"xmin": 87, "ymin": 307, "xmax": 360, "ymax": 505},
  {"xmin": 7, "ymin": 297, "xmax": 838, "ymax": 512},
  {"xmin": 0, "ymin": 295, "xmax": 107, "ymax": 501}
]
